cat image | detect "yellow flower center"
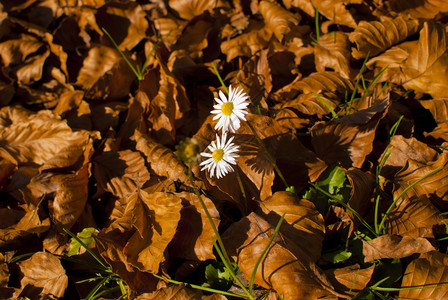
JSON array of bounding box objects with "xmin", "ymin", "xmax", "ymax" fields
[
  {"xmin": 221, "ymin": 102, "xmax": 234, "ymax": 116},
  {"xmin": 212, "ymin": 149, "xmax": 224, "ymax": 162}
]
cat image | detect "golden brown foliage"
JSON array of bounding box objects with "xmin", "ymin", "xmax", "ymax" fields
[{"xmin": 0, "ymin": 0, "xmax": 447, "ymax": 299}]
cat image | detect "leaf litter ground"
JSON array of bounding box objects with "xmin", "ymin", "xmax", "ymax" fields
[{"xmin": 1, "ymin": 1, "xmax": 448, "ymax": 299}]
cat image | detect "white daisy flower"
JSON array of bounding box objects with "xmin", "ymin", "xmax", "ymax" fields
[
  {"xmin": 211, "ymin": 85, "xmax": 250, "ymax": 133},
  {"xmin": 200, "ymin": 132, "xmax": 239, "ymax": 179}
]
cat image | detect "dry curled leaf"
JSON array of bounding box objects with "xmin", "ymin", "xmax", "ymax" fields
[
  {"xmin": 76, "ymin": 44, "xmax": 121, "ymax": 89},
  {"xmin": 404, "ymin": 21, "xmax": 448, "ymax": 98},
  {"xmin": 51, "ymin": 164, "xmax": 90, "ymax": 229},
  {"xmin": 388, "ymin": 0, "xmax": 448, "ymax": 19},
  {"xmin": 393, "ymin": 151, "xmax": 448, "ymax": 201},
  {"xmin": 345, "ymin": 168, "xmax": 375, "ymax": 219},
  {"xmin": 363, "ymin": 234, "xmax": 435, "ymax": 262},
  {"xmin": 0, "ymin": 106, "xmax": 90, "ymax": 167},
  {"xmin": 168, "ymin": 0, "xmax": 226, "ymax": 20},
  {"xmin": 399, "ymin": 251, "xmax": 448, "ymax": 299},
  {"xmin": 221, "ymin": 25, "xmax": 272, "ymax": 62},
  {"xmin": 259, "ymin": 191, "xmax": 325, "ymax": 262},
  {"xmin": 96, "ymin": 190, "xmax": 182, "ymax": 273},
  {"xmin": 312, "ymin": 0, "xmax": 361, "ymax": 30},
  {"xmin": 97, "ymin": 1, "xmax": 148, "ymax": 51},
  {"xmin": 381, "ymin": 135, "xmax": 438, "ymax": 179},
  {"xmin": 137, "ymin": 284, "xmax": 226, "ymax": 299},
  {"xmin": 168, "ymin": 192, "xmax": 220, "ymax": 261},
  {"xmin": 0, "ymin": 204, "xmax": 51, "ymax": 247},
  {"xmin": 349, "ymin": 16, "xmax": 420, "ymax": 59},
  {"xmin": 18, "ymin": 252, "xmax": 68, "ymax": 299},
  {"xmin": 419, "ymin": 98, "xmax": 448, "ymax": 123},
  {"xmin": 384, "ymin": 195, "xmax": 443, "ymax": 237},
  {"xmin": 93, "ymin": 150, "xmax": 150, "ymax": 199},
  {"xmin": 259, "ymin": 0, "xmax": 300, "ymax": 41},
  {"xmin": 315, "ymin": 32, "xmax": 352, "ymax": 79},
  {"xmin": 223, "ymin": 212, "xmax": 339, "ymax": 300},
  {"xmin": 140, "ymin": 57, "xmax": 190, "ymax": 144},
  {"xmin": 311, "ymin": 99, "xmax": 389, "ymax": 168},
  {"xmin": 134, "ymin": 130, "xmax": 189, "ymax": 184},
  {"xmin": 276, "ymin": 72, "xmax": 353, "ymax": 115},
  {"xmin": 325, "ymin": 264, "xmax": 375, "ymax": 297},
  {"xmin": 366, "ymin": 41, "xmax": 414, "ymax": 84}
]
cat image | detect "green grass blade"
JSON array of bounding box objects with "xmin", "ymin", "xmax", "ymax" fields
[
  {"xmin": 211, "ymin": 63, "xmax": 229, "ymax": 94},
  {"xmin": 101, "ymin": 27, "xmax": 142, "ymax": 80},
  {"xmin": 63, "ymin": 228, "xmax": 109, "ymax": 271},
  {"xmin": 249, "ymin": 213, "xmax": 285, "ymax": 293},
  {"xmin": 311, "ymin": 183, "xmax": 377, "ymax": 237},
  {"xmin": 347, "ymin": 53, "xmax": 369, "ymax": 113},
  {"xmin": 187, "ymin": 166, "xmax": 253, "ymax": 299},
  {"xmin": 378, "ymin": 166, "xmax": 444, "ymax": 234},
  {"xmin": 140, "ymin": 39, "xmax": 161, "ymax": 77},
  {"xmin": 84, "ymin": 276, "xmax": 109, "ymax": 300},
  {"xmin": 312, "ymin": 92, "xmax": 338, "ymax": 119},
  {"xmin": 152, "ymin": 273, "xmax": 249, "ymax": 298}
]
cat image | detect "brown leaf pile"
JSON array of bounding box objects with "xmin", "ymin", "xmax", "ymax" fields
[{"xmin": 0, "ymin": 0, "xmax": 448, "ymax": 299}]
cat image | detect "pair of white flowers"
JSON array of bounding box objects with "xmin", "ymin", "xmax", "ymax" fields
[{"xmin": 200, "ymin": 86, "xmax": 250, "ymax": 179}]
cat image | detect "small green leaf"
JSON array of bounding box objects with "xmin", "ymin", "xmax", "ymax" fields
[
  {"xmin": 204, "ymin": 261, "xmax": 233, "ymax": 291},
  {"xmin": 68, "ymin": 227, "xmax": 96, "ymax": 257},
  {"xmin": 303, "ymin": 165, "xmax": 347, "ymax": 213},
  {"xmin": 322, "ymin": 250, "xmax": 352, "ymax": 264},
  {"xmin": 285, "ymin": 186, "xmax": 296, "ymax": 194}
]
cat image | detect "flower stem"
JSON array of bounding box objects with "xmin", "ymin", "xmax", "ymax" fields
[
  {"xmin": 246, "ymin": 120, "xmax": 290, "ymax": 190},
  {"xmin": 236, "ymin": 168, "xmax": 248, "ymax": 214},
  {"xmin": 187, "ymin": 165, "xmax": 253, "ymax": 299}
]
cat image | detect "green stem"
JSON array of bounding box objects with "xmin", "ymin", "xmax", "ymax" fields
[
  {"xmin": 236, "ymin": 168, "xmax": 248, "ymax": 214},
  {"xmin": 187, "ymin": 166, "xmax": 253, "ymax": 299},
  {"xmin": 347, "ymin": 53, "xmax": 369, "ymax": 114},
  {"xmin": 249, "ymin": 213, "xmax": 285, "ymax": 294},
  {"xmin": 188, "ymin": 167, "xmax": 229, "ymax": 263},
  {"xmin": 373, "ymin": 194, "xmax": 380, "ymax": 234},
  {"xmin": 312, "ymin": 92, "xmax": 339, "ymax": 119},
  {"xmin": 378, "ymin": 166, "xmax": 443, "ymax": 234},
  {"xmin": 84, "ymin": 276, "xmax": 110, "ymax": 300},
  {"xmin": 91, "ymin": 286, "xmax": 122, "ymax": 300},
  {"xmin": 246, "ymin": 120, "xmax": 289, "ymax": 190},
  {"xmin": 310, "ymin": 183, "xmax": 377, "ymax": 237},
  {"xmin": 63, "ymin": 228, "xmax": 110, "ymax": 271},
  {"xmin": 212, "ymin": 238, "xmax": 253, "ymax": 299},
  {"xmin": 152, "ymin": 273, "xmax": 249, "ymax": 298},
  {"xmin": 211, "ymin": 63, "xmax": 229, "ymax": 94},
  {"xmin": 314, "ymin": 6, "xmax": 320, "ymax": 42},
  {"xmin": 101, "ymin": 28, "xmax": 142, "ymax": 80}
]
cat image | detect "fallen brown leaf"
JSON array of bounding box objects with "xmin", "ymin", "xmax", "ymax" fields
[
  {"xmin": 93, "ymin": 149, "xmax": 150, "ymax": 199},
  {"xmin": 259, "ymin": 0, "xmax": 300, "ymax": 41},
  {"xmin": 18, "ymin": 252, "xmax": 68, "ymax": 298},
  {"xmin": 363, "ymin": 234, "xmax": 435, "ymax": 262},
  {"xmin": 259, "ymin": 191, "xmax": 325, "ymax": 262},
  {"xmin": 325, "ymin": 264, "xmax": 375, "ymax": 296},
  {"xmin": 404, "ymin": 21, "xmax": 448, "ymax": 98},
  {"xmin": 0, "ymin": 106, "xmax": 90, "ymax": 167},
  {"xmin": 399, "ymin": 251, "xmax": 448, "ymax": 299},
  {"xmin": 315, "ymin": 32, "xmax": 352, "ymax": 79},
  {"xmin": 223, "ymin": 212, "xmax": 340, "ymax": 300},
  {"xmin": 349, "ymin": 16, "xmax": 420, "ymax": 59},
  {"xmin": 388, "ymin": 0, "xmax": 448, "ymax": 19},
  {"xmin": 96, "ymin": 190, "xmax": 182, "ymax": 273},
  {"xmin": 169, "ymin": 191, "xmax": 220, "ymax": 261},
  {"xmin": 311, "ymin": 98, "xmax": 389, "ymax": 168},
  {"xmin": 137, "ymin": 283, "xmax": 227, "ymax": 299}
]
